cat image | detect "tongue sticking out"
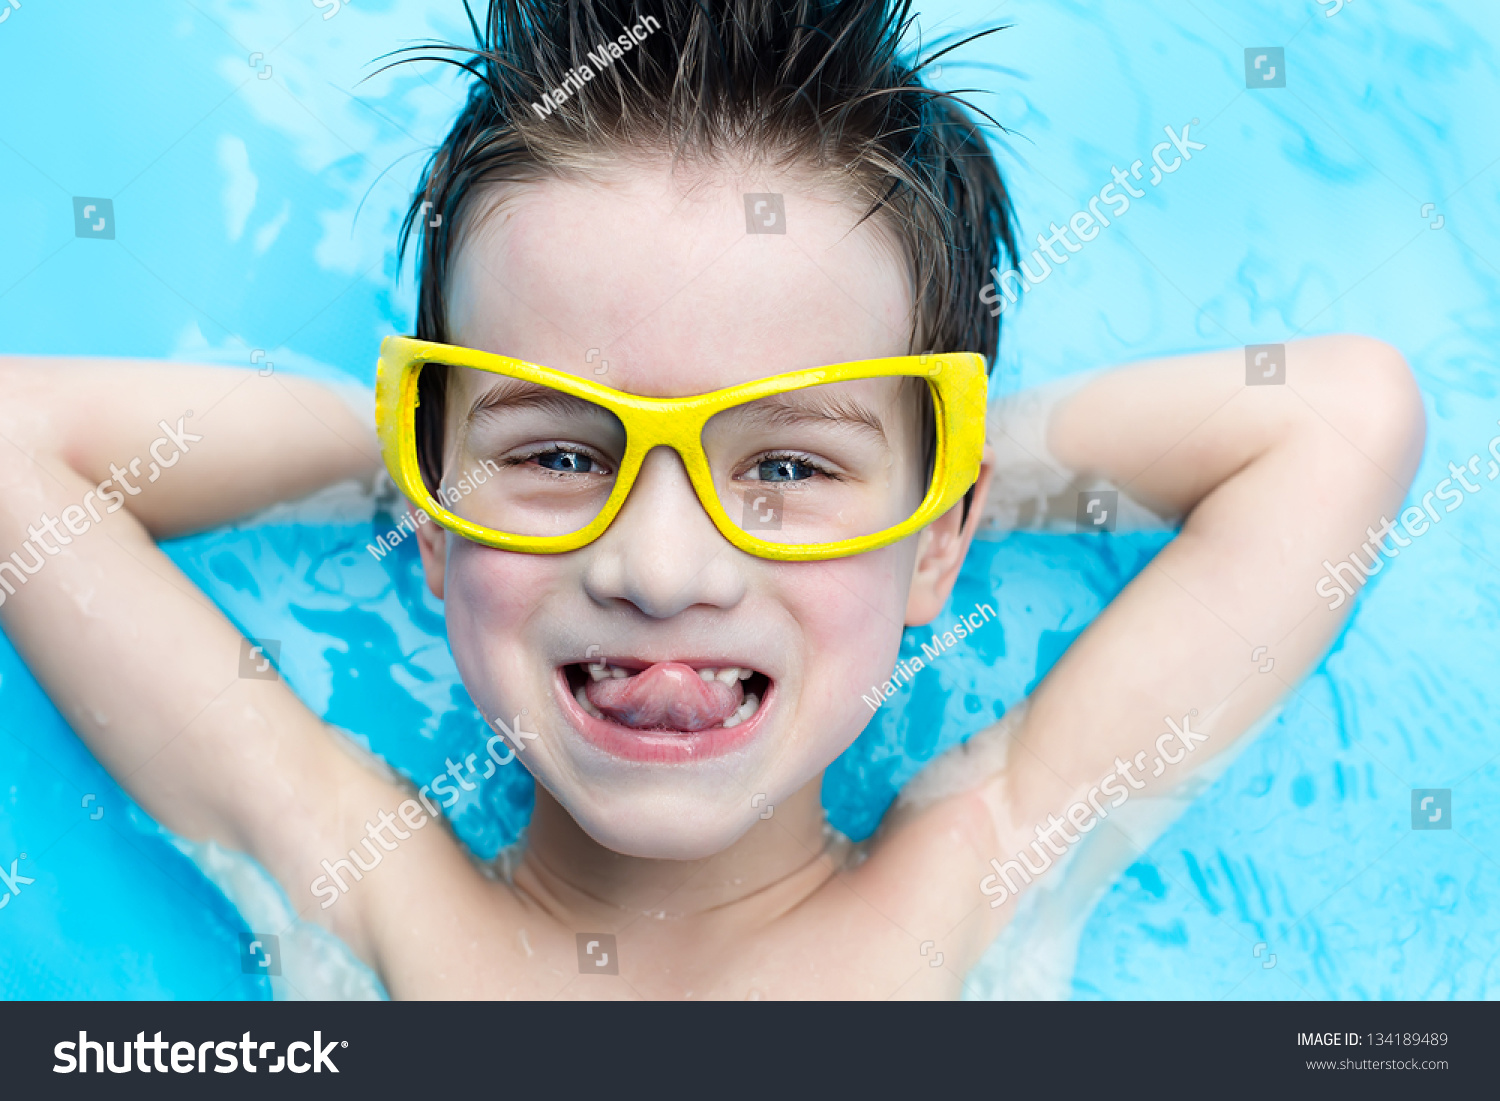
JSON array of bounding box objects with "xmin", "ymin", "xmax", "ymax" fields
[{"xmin": 584, "ymin": 662, "xmax": 745, "ymax": 731}]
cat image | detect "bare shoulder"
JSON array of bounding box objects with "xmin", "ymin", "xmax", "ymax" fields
[
  {"xmin": 842, "ymin": 704, "xmax": 1031, "ymax": 974},
  {"xmin": 300, "ymin": 735, "xmax": 555, "ymax": 997}
]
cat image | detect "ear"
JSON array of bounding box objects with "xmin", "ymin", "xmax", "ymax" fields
[
  {"xmin": 411, "ymin": 503, "xmax": 447, "ymax": 600},
  {"xmin": 904, "ymin": 446, "xmax": 994, "ymax": 626}
]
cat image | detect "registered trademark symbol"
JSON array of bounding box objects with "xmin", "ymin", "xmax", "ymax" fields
[{"xmin": 341, "ymin": 1041, "xmax": 348, "ymax": 1047}]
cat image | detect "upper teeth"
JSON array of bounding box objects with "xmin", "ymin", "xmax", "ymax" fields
[
  {"xmin": 585, "ymin": 662, "xmax": 755, "ymax": 683},
  {"xmin": 698, "ymin": 667, "xmax": 753, "ymax": 685}
]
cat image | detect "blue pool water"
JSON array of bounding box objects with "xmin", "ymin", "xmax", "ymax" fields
[{"xmin": 1, "ymin": 0, "xmax": 1497, "ymax": 999}]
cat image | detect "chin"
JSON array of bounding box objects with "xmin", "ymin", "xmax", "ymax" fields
[{"xmin": 562, "ymin": 792, "xmax": 762, "ymax": 860}]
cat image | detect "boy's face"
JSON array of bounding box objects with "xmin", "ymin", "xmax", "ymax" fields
[{"xmin": 416, "ymin": 161, "xmax": 982, "ymax": 859}]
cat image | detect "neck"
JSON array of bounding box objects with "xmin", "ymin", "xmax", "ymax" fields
[{"xmin": 516, "ymin": 775, "xmax": 838, "ymax": 922}]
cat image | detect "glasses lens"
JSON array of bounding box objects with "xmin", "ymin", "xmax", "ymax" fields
[
  {"xmin": 703, "ymin": 375, "xmax": 936, "ymax": 546},
  {"xmin": 430, "ymin": 366, "xmax": 626, "ymax": 538}
]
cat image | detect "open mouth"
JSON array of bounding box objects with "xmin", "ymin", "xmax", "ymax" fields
[{"xmin": 557, "ymin": 659, "xmax": 774, "ymax": 762}]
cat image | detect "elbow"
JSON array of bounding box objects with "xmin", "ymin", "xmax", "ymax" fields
[
  {"xmin": 1303, "ymin": 334, "xmax": 1426, "ymax": 487},
  {"xmin": 1340, "ymin": 335, "xmax": 1425, "ymax": 444}
]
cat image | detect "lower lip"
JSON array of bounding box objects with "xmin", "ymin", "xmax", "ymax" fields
[{"xmin": 553, "ymin": 668, "xmax": 773, "ymax": 763}]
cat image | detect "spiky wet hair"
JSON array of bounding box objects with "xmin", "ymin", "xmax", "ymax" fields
[
  {"xmin": 396, "ymin": 0, "xmax": 1015, "ymax": 358},
  {"xmin": 394, "ymin": 0, "xmax": 1015, "ymax": 494}
]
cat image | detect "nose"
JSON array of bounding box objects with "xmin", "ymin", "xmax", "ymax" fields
[{"xmin": 581, "ymin": 446, "xmax": 747, "ymax": 618}]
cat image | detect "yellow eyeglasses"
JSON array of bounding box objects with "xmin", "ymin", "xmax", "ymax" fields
[{"xmin": 375, "ymin": 335, "xmax": 986, "ymax": 562}]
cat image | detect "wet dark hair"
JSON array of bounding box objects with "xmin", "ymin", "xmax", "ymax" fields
[{"xmin": 392, "ymin": 0, "xmax": 1016, "ymax": 496}]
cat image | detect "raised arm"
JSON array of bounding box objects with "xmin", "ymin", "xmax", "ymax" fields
[
  {"xmin": 861, "ymin": 334, "xmax": 1424, "ymax": 952},
  {"xmin": 1002, "ymin": 334, "xmax": 1423, "ymax": 801},
  {"xmin": 0, "ymin": 356, "xmax": 431, "ymax": 961}
]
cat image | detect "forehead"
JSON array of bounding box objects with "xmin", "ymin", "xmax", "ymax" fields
[{"xmin": 444, "ymin": 160, "xmax": 914, "ymax": 398}]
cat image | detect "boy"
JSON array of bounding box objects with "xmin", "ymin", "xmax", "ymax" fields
[{"xmin": 0, "ymin": 0, "xmax": 1422, "ymax": 998}]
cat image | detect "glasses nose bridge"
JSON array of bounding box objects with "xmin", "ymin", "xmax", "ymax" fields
[
  {"xmin": 624, "ymin": 419, "xmax": 713, "ymax": 499},
  {"xmin": 618, "ymin": 394, "xmax": 715, "ymax": 491},
  {"xmin": 604, "ymin": 379, "xmax": 776, "ymax": 548},
  {"xmin": 601, "ymin": 437, "xmax": 724, "ymax": 557}
]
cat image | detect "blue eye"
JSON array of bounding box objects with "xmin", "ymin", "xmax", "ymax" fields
[
  {"xmin": 536, "ymin": 450, "xmax": 597, "ymax": 474},
  {"xmin": 757, "ymin": 457, "xmax": 816, "ymax": 482}
]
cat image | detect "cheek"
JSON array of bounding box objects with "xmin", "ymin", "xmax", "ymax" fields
[
  {"xmin": 441, "ymin": 543, "xmax": 568, "ymax": 697},
  {"xmin": 780, "ymin": 543, "xmax": 914, "ymax": 696}
]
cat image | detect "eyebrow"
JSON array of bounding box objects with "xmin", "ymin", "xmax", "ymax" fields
[
  {"xmin": 719, "ymin": 391, "xmax": 891, "ymax": 446},
  {"xmin": 463, "ymin": 377, "xmax": 611, "ymax": 426},
  {"xmin": 462, "ymin": 371, "xmax": 892, "ymax": 445}
]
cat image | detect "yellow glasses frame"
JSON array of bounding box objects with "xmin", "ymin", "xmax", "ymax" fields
[{"xmin": 375, "ymin": 335, "xmax": 987, "ymax": 562}]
